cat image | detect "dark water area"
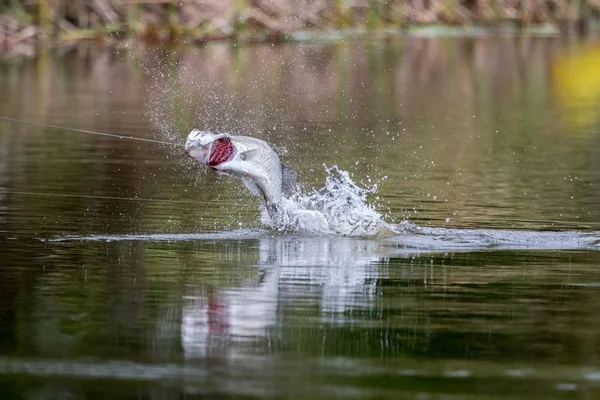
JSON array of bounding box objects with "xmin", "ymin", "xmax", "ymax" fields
[{"xmin": 1, "ymin": 35, "xmax": 600, "ymax": 398}]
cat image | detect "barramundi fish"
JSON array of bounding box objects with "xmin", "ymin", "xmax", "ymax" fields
[{"xmin": 185, "ymin": 130, "xmax": 297, "ymax": 218}]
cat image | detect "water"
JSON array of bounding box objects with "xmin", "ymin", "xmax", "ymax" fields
[{"xmin": 1, "ymin": 35, "xmax": 600, "ymax": 398}]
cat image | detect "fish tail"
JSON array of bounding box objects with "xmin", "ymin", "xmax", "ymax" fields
[{"xmin": 266, "ymin": 202, "xmax": 281, "ymax": 219}]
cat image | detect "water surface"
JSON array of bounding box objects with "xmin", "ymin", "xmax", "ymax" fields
[{"xmin": 1, "ymin": 35, "xmax": 600, "ymax": 398}]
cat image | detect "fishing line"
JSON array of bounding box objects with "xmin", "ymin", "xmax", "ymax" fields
[
  {"xmin": 0, "ymin": 116, "xmax": 184, "ymax": 147},
  {"xmin": 0, "ymin": 117, "xmax": 221, "ymax": 206}
]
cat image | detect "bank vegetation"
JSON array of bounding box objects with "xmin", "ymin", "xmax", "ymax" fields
[{"xmin": 1, "ymin": 0, "xmax": 599, "ymax": 52}]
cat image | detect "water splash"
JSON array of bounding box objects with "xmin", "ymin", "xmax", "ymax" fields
[{"xmin": 260, "ymin": 165, "xmax": 399, "ymax": 238}]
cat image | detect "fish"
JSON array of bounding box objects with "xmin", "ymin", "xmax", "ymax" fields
[{"xmin": 184, "ymin": 129, "xmax": 297, "ymax": 218}]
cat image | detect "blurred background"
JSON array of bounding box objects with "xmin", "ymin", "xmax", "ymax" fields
[
  {"xmin": 1, "ymin": 2, "xmax": 600, "ymax": 400},
  {"xmin": 2, "ymin": 0, "xmax": 600, "ymax": 53}
]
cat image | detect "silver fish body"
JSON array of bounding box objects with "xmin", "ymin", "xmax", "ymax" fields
[{"xmin": 185, "ymin": 130, "xmax": 296, "ymax": 217}]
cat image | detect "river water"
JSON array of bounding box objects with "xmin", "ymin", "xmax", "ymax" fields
[{"xmin": 1, "ymin": 35, "xmax": 600, "ymax": 398}]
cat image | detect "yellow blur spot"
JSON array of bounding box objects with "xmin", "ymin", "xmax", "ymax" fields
[{"xmin": 552, "ymin": 45, "xmax": 600, "ymax": 129}]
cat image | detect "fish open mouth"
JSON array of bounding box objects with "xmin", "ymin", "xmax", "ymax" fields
[{"xmin": 209, "ymin": 137, "xmax": 236, "ymax": 166}]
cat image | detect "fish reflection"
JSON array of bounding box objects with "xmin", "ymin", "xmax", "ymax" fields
[
  {"xmin": 181, "ymin": 269, "xmax": 280, "ymax": 358},
  {"xmin": 181, "ymin": 237, "xmax": 386, "ymax": 359}
]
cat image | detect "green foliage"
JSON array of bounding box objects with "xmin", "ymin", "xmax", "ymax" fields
[{"xmin": 1, "ymin": 0, "xmax": 600, "ymax": 49}]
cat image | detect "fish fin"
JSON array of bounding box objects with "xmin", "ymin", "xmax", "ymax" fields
[
  {"xmin": 242, "ymin": 178, "xmax": 262, "ymax": 198},
  {"xmin": 281, "ymin": 163, "xmax": 297, "ymax": 196},
  {"xmin": 266, "ymin": 142, "xmax": 286, "ymax": 156},
  {"xmin": 266, "ymin": 202, "xmax": 281, "ymax": 219}
]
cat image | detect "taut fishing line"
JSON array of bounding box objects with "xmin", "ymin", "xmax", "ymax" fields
[
  {"xmin": 0, "ymin": 116, "xmax": 183, "ymax": 147},
  {"xmin": 0, "ymin": 115, "xmax": 192, "ymax": 205}
]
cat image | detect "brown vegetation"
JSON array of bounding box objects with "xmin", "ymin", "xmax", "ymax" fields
[{"xmin": 1, "ymin": 0, "xmax": 600, "ymax": 52}]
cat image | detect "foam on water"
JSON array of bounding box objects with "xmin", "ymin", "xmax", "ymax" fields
[
  {"xmin": 48, "ymin": 229, "xmax": 266, "ymax": 242},
  {"xmin": 260, "ymin": 165, "xmax": 397, "ymax": 238},
  {"xmin": 397, "ymin": 227, "xmax": 600, "ymax": 250},
  {"xmin": 53, "ymin": 227, "xmax": 600, "ymax": 251}
]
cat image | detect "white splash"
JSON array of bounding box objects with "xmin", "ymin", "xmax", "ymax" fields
[{"xmin": 260, "ymin": 165, "xmax": 398, "ymax": 238}]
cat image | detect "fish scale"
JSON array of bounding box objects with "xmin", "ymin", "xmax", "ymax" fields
[
  {"xmin": 228, "ymin": 135, "xmax": 284, "ymax": 204},
  {"xmin": 185, "ymin": 130, "xmax": 296, "ymax": 219}
]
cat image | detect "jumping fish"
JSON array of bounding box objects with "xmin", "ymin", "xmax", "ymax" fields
[{"xmin": 185, "ymin": 130, "xmax": 297, "ymax": 218}]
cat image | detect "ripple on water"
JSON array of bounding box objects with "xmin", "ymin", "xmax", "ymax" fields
[
  {"xmin": 49, "ymin": 227, "xmax": 600, "ymax": 252},
  {"xmin": 46, "ymin": 164, "xmax": 600, "ymax": 248}
]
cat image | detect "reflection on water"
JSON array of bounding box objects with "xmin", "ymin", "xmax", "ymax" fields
[
  {"xmin": 1, "ymin": 236, "xmax": 600, "ymax": 398},
  {"xmin": 1, "ymin": 35, "xmax": 600, "ymax": 398},
  {"xmin": 183, "ymin": 237, "xmax": 385, "ymax": 359},
  {"xmin": 552, "ymin": 44, "xmax": 600, "ymax": 129},
  {"xmin": 0, "ymin": 37, "xmax": 599, "ymax": 234}
]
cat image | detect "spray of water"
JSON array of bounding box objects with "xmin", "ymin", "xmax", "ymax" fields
[
  {"xmin": 133, "ymin": 48, "xmax": 406, "ymax": 238},
  {"xmin": 257, "ymin": 165, "xmax": 398, "ymax": 238}
]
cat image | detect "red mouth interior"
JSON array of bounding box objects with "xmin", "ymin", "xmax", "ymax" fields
[{"xmin": 209, "ymin": 137, "xmax": 235, "ymax": 166}]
